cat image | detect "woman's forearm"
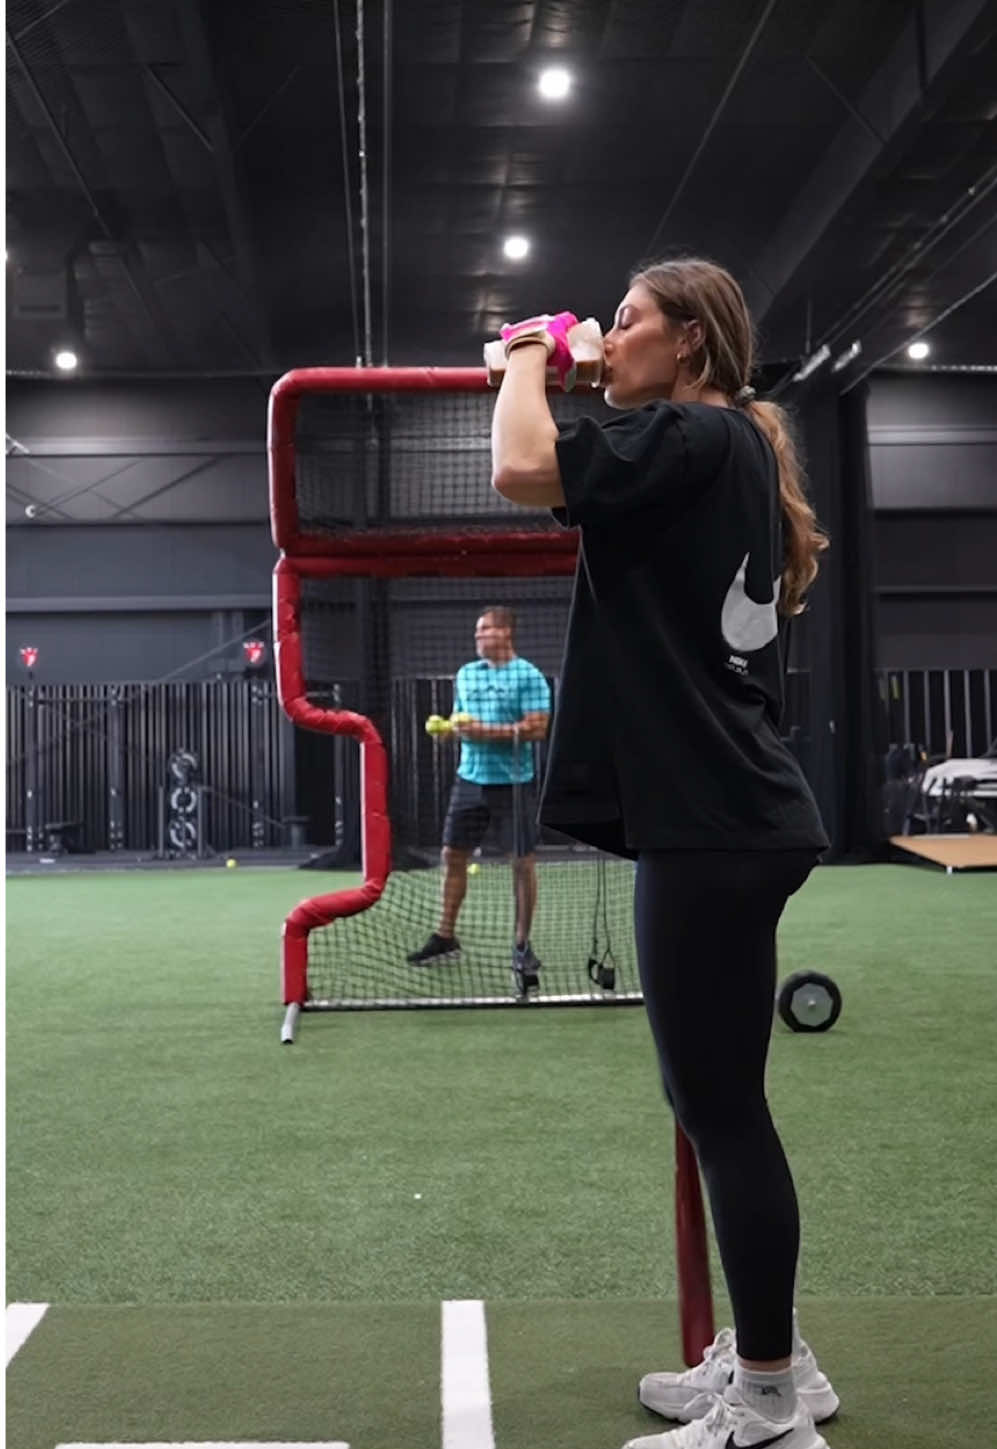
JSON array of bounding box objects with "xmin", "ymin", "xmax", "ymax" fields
[{"xmin": 490, "ymin": 345, "xmax": 563, "ymax": 503}]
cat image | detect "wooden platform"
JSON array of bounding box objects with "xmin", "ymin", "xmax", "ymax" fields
[{"xmin": 890, "ymin": 834, "xmax": 997, "ymax": 871}]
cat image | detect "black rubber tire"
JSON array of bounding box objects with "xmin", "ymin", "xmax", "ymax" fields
[{"xmin": 777, "ymin": 970, "xmax": 842, "ymax": 1033}]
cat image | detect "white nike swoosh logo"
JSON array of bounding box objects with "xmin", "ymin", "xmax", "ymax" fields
[{"xmin": 721, "ymin": 552, "xmax": 781, "ymax": 653}]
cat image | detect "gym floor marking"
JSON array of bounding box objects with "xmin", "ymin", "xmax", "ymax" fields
[
  {"xmin": 9, "ymin": 1299, "xmax": 498, "ymax": 1449},
  {"xmin": 442, "ymin": 1299, "xmax": 495, "ymax": 1449},
  {"xmin": 5, "ymin": 1301, "xmax": 49, "ymax": 1365}
]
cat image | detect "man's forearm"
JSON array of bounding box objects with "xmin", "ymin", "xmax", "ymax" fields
[{"xmin": 467, "ymin": 720, "xmax": 547, "ymax": 743}]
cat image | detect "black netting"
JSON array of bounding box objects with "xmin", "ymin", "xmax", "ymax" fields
[
  {"xmin": 303, "ymin": 858, "xmax": 637, "ymax": 1008},
  {"xmin": 295, "ymin": 388, "xmax": 613, "ymax": 537},
  {"xmin": 296, "ymin": 573, "xmax": 639, "ymax": 1008}
]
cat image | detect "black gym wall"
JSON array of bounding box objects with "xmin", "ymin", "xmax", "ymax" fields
[
  {"xmin": 6, "ymin": 378, "xmax": 274, "ymax": 684},
  {"xmin": 7, "ymin": 370, "xmax": 996, "ymax": 682},
  {"xmin": 6, "ymin": 371, "xmax": 994, "ymax": 855},
  {"xmin": 867, "ymin": 372, "xmax": 997, "ymax": 670}
]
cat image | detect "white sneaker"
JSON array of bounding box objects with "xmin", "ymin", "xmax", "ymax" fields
[
  {"xmin": 624, "ymin": 1387, "xmax": 828, "ymax": 1449},
  {"xmin": 639, "ymin": 1325, "xmax": 839, "ymax": 1425},
  {"xmin": 638, "ymin": 1329, "xmax": 736, "ymax": 1423}
]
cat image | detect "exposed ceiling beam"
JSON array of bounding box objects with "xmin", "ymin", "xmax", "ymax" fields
[
  {"xmin": 5, "ymin": 27, "xmax": 188, "ymax": 368},
  {"xmin": 107, "ymin": 457, "xmax": 220, "ymax": 520},
  {"xmin": 7, "ymin": 450, "xmax": 151, "ymax": 522},
  {"xmin": 143, "ymin": 63, "xmax": 214, "ymax": 154},
  {"xmin": 174, "ymin": 0, "xmax": 275, "ymax": 368},
  {"xmin": 9, "ymin": 0, "xmax": 79, "ymax": 44},
  {"xmin": 843, "ymin": 267, "xmax": 997, "ymax": 392},
  {"xmin": 745, "ymin": 0, "xmax": 995, "ymax": 324},
  {"xmin": 642, "ymin": 0, "xmax": 780, "ymax": 262},
  {"xmin": 235, "ymin": 66, "xmax": 302, "ymax": 151},
  {"xmin": 813, "ymin": 163, "xmax": 997, "ymax": 355}
]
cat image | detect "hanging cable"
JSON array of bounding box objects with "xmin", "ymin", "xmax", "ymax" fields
[
  {"xmin": 768, "ymin": 163, "xmax": 997, "ymax": 398},
  {"xmin": 842, "ymin": 268, "xmax": 997, "ymax": 393},
  {"xmin": 815, "ymin": 164, "xmax": 997, "ymax": 357},
  {"xmin": 355, "ymin": 0, "xmax": 374, "ymax": 366},
  {"xmin": 381, "ymin": 0, "xmax": 392, "ymax": 365},
  {"xmin": 642, "ymin": 0, "xmax": 778, "ymax": 256},
  {"xmin": 332, "ymin": 0, "xmax": 361, "ymax": 365}
]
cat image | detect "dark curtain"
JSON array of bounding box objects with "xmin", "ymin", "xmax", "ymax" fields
[
  {"xmin": 838, "ymin": 383, "xmax": 886, "ymax": 856},
  {"xmin": 792, "ymin": 377, "xmax": 883, "ymax": 860}
]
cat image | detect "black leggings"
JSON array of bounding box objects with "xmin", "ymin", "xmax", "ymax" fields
[{"xmin": 634, "ymin": 848, "xmax": 819, "ymax": 1362}]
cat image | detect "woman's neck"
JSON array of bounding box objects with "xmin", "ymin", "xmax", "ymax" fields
[{"xmin": 669, "ymin": 380, "xmax": 731, "ymax": 408}]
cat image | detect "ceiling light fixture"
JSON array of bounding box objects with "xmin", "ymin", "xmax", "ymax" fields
[
  {"xmin": 907, "ymin": 341, "xmax": 930, "ymax": 360},
  {"xmin": 538, "ymin": 67, "xmax": 572, "ymax": 101},
  {"xmin": 831, "ymin": 340, "xmax": 862, "ymax": 373},
  {"xmin": 54, "ymin": 349, "xmax": 78, "ymax": 371},
  {"xmin": 791, "ymin": 344, "xmax": 831, "ymax": 383},
  {"xmin": 503, "ymin": 236, "xmax": 530, "ymax": 261}
]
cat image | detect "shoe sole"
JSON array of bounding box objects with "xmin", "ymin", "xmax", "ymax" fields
[
  {"xmin": 802, "ymin": 1385, "xmax": 840, "ymax": 1424},
  {"xmin": 640, "ymin": 1383, "xmax": 840, "ymax": 1426},
  {"xmin": 408, "ymin": 951, "xmax": 460, "ymax": 966}
]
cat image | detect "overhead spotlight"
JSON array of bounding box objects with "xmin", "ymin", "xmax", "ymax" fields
[
  {"xmin": 538, "ymin": 67, "xmax": 572, "ymax": 101},
  {"xmin": 791, "ymin": 344, "xmax": 831, "ymax": 383},
  {"xmin": 503, "ymin": 235, "xmax": 530, "ymax": 261},
  {"xmin": 831, "ymin": 340, "xmax": 862, "ymax": 373},
  {"xmin": 54, "ymin": 349, "xmax": 78, "ymax": 371},
  {"xmin": 907, "ymin": 341, "xmax": 930, "ymax": 360}
]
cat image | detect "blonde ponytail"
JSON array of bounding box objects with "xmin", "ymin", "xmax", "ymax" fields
[
  {"xmin": 632, "ymin": 257, "xmax": 830, "ymax": 616},
  {"xmin": 745, "ymin": 400, "xmax": 829, "ymax": 616}
]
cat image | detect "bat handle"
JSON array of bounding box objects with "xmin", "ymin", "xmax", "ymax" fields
[{"xmin": 675, "ymin": 1123, "xmax": 715, "ymax": 1368}]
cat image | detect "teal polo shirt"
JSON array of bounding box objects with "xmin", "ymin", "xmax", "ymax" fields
[{"xmin": 454, "ymin": 656, "xmax": 551, "ymax": 785}]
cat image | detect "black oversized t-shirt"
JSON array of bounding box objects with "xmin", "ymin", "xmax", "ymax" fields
[{"xmin": 540, "ymin": 401, "xmax": 829, "ymax": 856}]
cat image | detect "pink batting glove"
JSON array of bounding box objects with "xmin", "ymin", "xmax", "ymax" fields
[{"xmin": 500, "ymin": 311, "xmax": 580, "ymax": 391}]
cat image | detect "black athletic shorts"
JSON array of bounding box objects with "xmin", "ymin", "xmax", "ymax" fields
[{"xmin": 442, "ymin": 776, "xmax": 538, "ymax": 857}]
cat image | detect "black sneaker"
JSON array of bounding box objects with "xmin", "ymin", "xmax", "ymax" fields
[
  {"xmin": 512, "ymin": 942, "xmax": 541, "ymax": 998},
  {"xmin": 407, "ymin": 933, "xmax": 460, "ymax": 966}
]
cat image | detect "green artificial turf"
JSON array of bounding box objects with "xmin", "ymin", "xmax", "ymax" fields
[
  {"xmin": 6, "ymin": 1297, "xmax": 994, "ymax": 1449},
  {"xmin": 6, "ymin": 864, "xmax": 997, "ymax": 1305},
  {"xmin": 4, "ymin": 1302, "xmax": 440, "ymax": 1449},
  {"xmin": 487, "ymin": 1296, "xmax": 996, "ymax": 1449}
]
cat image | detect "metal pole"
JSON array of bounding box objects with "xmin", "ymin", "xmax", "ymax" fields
[
  {"xmin": 250, "ymin": 675, "xmax": 266, "ymax": 848},
  {"xmin": 195, "ymin": 781, "xmax": 205, "ymax": 859},
  {"xmin": 107, "ymin": 686, "xmax": 125, "ymax": 850},
  {"xmin": 356, "ymin": 0, "xmax": 373, "ymax": 366},
  {"xmin": 24, "ymin": 681, "xmax": 39, "ymax": 853}
]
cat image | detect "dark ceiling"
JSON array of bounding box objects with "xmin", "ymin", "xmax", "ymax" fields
[{"xmin": 6, "ymin": 0, "xmax": 997, "ymax": 388}]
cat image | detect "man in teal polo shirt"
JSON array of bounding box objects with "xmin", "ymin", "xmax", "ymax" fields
[{"xmin": 407, "ymin": 606, "xmax": 551, "ymax": 995}]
